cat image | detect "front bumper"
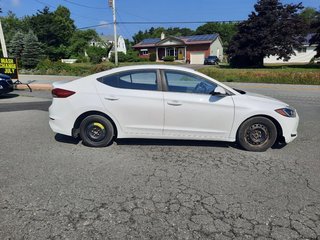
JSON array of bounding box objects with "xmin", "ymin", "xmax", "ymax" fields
[{"xmin": 281, "ymin": 113, "xmax": 299, "ymax": 144}]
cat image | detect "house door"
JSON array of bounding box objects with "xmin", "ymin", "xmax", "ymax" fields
[
  {"xmin": 158, "ymin": 48, "xmax": 165, "ymax": 60},
  {"xmin": 178, "ymin": 48, "xmax": 184, "ymax": 60}
]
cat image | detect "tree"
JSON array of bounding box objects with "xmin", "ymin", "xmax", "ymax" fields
[
  {"xmin": 8, "ymin": 31, "xmax": 24, "ymax": 60},
  {"xmin": 299, "ymin": 7, "xmax": 317, "ymax": 32},
  {"xmin": 227, "ymin": 0, "xmax": 306, "ymax": 67},
  {"xmin": 68, "ymin": 29, "xmax": 99, "ymax": 57},
  {"xmin": 1, "ymin": 11, "xmax": 29, "ymax": 43},
  {"xmin": 310, "ymin": 11, "xmax": 320, "ymax": 57},
  {"xmin": 28, "ymin": 6, "xmax": 75, "ymax": 60},
  {"xmin": 21, "ymin": 31, "xmax": 43, "ymax": 68},
  {"xmin": 86, "ymin": 46, "xmax": 106, "ymax": 64},
  {"xmin": 195, "ymin": 22, "xmax": 237, "ymax": 48}
]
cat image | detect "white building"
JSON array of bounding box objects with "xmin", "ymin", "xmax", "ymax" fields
[
  {"xmin": 264, "ymin": 34, "xmax": 318, "ymax": 64},
  {"xmin": 89, "ymin": 35, "xmax": 127, "ymax": 59}
]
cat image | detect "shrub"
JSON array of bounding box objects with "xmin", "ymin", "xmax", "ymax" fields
[
  {"xmin": 36, "ymin": 59, "xmax": 91, "ymax": 76},
  {"xmin": 149, "ymin": 52, "xmax": 156, "ymax": 62},
  {"xmin": 86, "ymin": 46, "xmax": 107, "ymax": 64},
  {"xmin": 163, "ymin": 56, "xmax": 175, "ymax": 62},
  {"xmin": 109, "ymin": 52, "xmax": 127, "ymax": 63},
  {"xmin": 125, "ymin": 50, "xmax": 142, "ymax": 62},
  {"xmin": 90, "ymin": 63, "xmax": 115, "ymax": 74}
]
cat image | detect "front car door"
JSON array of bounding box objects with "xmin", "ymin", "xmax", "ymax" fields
[
  {"xmin": 162, "ymin": 70, "xmax": 235, "ymax": 141},
  {"xmin": 95, "ymin": 69, "xmax": 164, "ymax": 137}
]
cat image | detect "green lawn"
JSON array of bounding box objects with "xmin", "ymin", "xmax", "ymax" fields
[
  {"xmin": 22, "ymin": 61, "xmax": 320, "ymax": 85},
  {"xmin": 198, "ymin": 65, "xmax": 320, "ymax": 85}
]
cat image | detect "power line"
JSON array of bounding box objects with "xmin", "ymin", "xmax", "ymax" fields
[
  {"xmin": 33, "ymin": 0, "xmax": 103, "ymax": 22},
  {"xmin": 78, "ymin": 20, "xmax": 243, "ymax": 30},
  {"xmin": 115, "ymin": 9, "xmax": 133, "ymax": 39},
  {"xmin": 61, "ymin": 0, "xmax": 108, "ymax": 10}
]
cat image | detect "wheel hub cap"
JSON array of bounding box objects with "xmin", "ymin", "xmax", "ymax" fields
[
  {"xmin": 86, "ymin": 122, "xmax": 106, "ymax": 142},
  {"xmin": 246, "ymin": 124, "xmax": 269, "ymax": 146}
]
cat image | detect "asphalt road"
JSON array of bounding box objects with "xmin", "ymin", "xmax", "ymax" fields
[{"xmin": 0, "ymin": 85, "xmax": 319, "ymax": 239}]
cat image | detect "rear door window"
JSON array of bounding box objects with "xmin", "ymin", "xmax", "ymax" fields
[{"xmin": 98, "ymin": 70, "xmax": 159, "ymax": 91}]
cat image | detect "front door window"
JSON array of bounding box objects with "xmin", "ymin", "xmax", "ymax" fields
[{"xmin": 164, "ymin": 70, "xmax": 217, "ymax": 94}]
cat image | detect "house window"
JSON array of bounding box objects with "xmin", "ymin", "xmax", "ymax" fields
[
  {"xmin": 297, "ymin": 47, "xmax": 307, "ymax": 53},
  {"xmin": 166, "ymin": 48, "xmax": 176, "ymax": 57},
  {"xmin": 140, "ymin": 49, "xmax": 149, "ymax": 55}
]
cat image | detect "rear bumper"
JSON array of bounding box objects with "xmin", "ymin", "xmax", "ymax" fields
[{"xmin": 49, "ymin": 99, "xmax": 75, "ymax": 136}]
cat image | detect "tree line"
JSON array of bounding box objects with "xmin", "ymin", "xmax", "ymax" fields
[
  {"xmin": 1, "ymin": 6, "xmax": 109, "ymax": 68},
  {"xmin": 1, "ymin": 0, "xmax": 319, "ymax": 68}
]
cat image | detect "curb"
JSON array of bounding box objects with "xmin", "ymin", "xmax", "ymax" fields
[{"xmin": 16, "ymin": 84, "xmax": 52, "ymax": 91}]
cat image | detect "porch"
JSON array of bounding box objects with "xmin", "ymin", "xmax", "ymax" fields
[{"xmin": 156, "ymin": 46, "xmax": 187, "ymax": 62}]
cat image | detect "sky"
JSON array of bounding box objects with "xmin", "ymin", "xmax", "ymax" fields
[{"xmin": 1, "ymin": 0, "xmax": 319, "ymax": 39}]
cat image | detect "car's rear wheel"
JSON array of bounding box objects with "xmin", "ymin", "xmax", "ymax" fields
[
  {"xmin": 237, "ymin": 117, "xmax": 277, "ymax": 152},
  {"xmin": 80, "ymin": 115, "xmax": 114, "ymax": 147}
]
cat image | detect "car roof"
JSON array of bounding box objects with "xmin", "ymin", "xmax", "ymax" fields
[
  {"xmin": 91, "ymin": 64, "xmax": 197, "ymax": 79},
  {"xmin": 80, "ymin": 64, "xmax": 239, "ymax": 96}
]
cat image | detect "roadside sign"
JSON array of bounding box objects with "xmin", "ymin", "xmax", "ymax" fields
[{"xmin": 0, "ymin": 57, "xmax": 18, "ymax": 79}]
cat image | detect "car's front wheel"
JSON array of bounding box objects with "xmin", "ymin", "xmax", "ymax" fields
[
  {"xmin": 237, "ymin": 117, "xmax": 277, "ymax": 152},
  {"xmin": 80, "ymin": 115, "xmax": 114, "ymax": 147}
]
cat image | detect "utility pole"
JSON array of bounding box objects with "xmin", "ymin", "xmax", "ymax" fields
[
  {"xmin": 0, "ymin": 20, "xmax": 8, "ymax": 57},
  {"xmin": 109, "ymin": 0, "xmax": 118, "ymax": 66}
]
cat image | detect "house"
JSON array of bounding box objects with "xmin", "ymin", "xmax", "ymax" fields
[
  {"xmin": 264, "ymin": 34, "xmax": 318, "ymax": 64},
  {"xmin": 89, "ymin": 35, "xmax": 127, "ymax": 58},
  {"xmin": 132, "ymin": 33, "xmax": 223, "ymax": 64}
]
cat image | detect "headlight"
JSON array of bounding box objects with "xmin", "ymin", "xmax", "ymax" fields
[{"xmin": 275, "ymin": 107, "xmax": 296, "ymax": 118}]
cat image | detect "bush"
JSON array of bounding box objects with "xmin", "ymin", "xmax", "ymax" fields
[
  {"xmin": 86, "ymin": 46, "xmax": 107, "ymax": 64},
  {"xmin": 109, "ymin": 52, "xmax": 127, "ymax": 63},
  {"xmin": 163, "ymin": 56, "xmax": 175, "ymax": 62},
  {"xmin": 125, "ymin": 50, "xmax": 142, "ymax": 62},
  {"xmin": 75, "ymin": 55, "xmax": 89, "ymax": 63},
  {"xmin": 36, "ymin": 59, "xmax": 91, "ymax": 76},
  {"xmin": 149, "ymin": 52, "xmax": 156, "ymax": 62},
  {"xmin": 90, "ymin": 63, "xmax": 115, "ymax": 74}
]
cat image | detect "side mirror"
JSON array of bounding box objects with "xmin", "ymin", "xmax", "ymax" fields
[{"xmin": 212, "ymin": 86, "xmax": 228, "ymax": 96}]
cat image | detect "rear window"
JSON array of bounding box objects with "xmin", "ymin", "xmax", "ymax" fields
[{"xmin": 97, "ymin": 70, "xmax": 158, "ymax": 91}]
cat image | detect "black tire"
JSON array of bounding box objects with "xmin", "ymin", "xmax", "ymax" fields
[
  {"xmin": 237, "ymin": 117, "xmax": 277, "ymax": 152},
  {"xmin": 79, "ymin": 115, "xmax": 114, "ymax": 147}
]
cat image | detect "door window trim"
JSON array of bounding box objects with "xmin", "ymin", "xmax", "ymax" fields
[{"xmin": 97, "ymin": 69, "xmax": 163, "ymax": 92}]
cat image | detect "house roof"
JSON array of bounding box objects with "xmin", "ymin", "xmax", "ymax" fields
[{"xmin": 133, "ymin": 34, "xmax": 219, "ymax": 48}]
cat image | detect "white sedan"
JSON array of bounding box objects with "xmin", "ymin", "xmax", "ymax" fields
[{"xmin": 49, "ymin": 65, "xmax": 299, "ymax": 152}]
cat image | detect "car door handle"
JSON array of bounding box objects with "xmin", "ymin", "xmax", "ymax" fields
[
  {"xmin": 167, "ymin": 100, "xmax": 182, "ymax": 106},
  {"xmin": 104, "ymin": 96, "xmax": 119, "ymax": 101}
]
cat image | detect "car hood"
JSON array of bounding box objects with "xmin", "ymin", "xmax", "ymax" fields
[{"xmin": 245, "ymin": 92, "xmax": 288, "ymax": 107}]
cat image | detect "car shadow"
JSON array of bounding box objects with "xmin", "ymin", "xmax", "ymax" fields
[
  {"xmin": 115, "ymin": 138, "xmax": 238, "ymax": 149},
  {"xmin": 55, "ymin": 134, "xmax": 81, "ymax": 145},
  {"xmin": 0, "ymin": 93, "xmax": 20, "ymax": 99},
  {"xmin": 271, "ymin": 141, "xmax": 287, "ymax": 150}
]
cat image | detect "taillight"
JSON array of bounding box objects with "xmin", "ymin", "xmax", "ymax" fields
[{"xmin": 52, "ymin": 88, "xmax": 75, "ymax": 98}]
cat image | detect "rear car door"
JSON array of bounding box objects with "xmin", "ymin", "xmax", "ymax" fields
[{"xmin": 95, "ymin": 69, "xmax": 164, "ymax": 137}]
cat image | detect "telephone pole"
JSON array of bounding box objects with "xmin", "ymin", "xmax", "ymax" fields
[
  {"xmin": 0, "ymin": 19, "xmax": 8, "ymax": 57},
  {"xmin": 109, "ymin": 0, "xmax": 118, "ymax": 66}
]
